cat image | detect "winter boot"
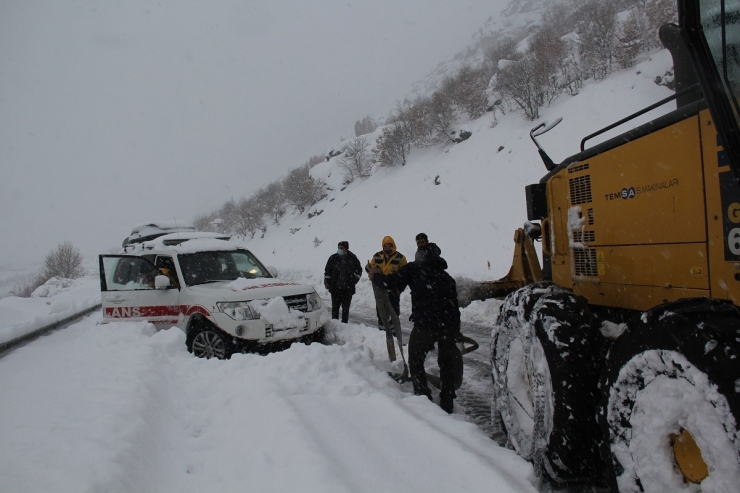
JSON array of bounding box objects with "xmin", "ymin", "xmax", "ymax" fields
[{"xmin": 440, "ymin": 395, "xmax": 454, "ymax": 414}]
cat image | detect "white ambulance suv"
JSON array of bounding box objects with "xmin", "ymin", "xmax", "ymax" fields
[{"xmin": 99, "ymin": 224, "xmax": 326, "ymax": 359}]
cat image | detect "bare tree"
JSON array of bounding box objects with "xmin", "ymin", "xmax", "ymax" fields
[
  {"xmin": 42, "ymin": 241, "xmax": 85, "ymax": 279},
  {"xmin": 541, "ymin": 2, "xmax": 578, "ymax": 37},
  {"xmin": 193, "ymin": 212, "xmax": 218, "ymax": 232},
  {"xmin": 453, "ymin": 65, "xmax": 490, "ymax": 119},
  {"xmin": 615, "ymin": 9, "xmax": 644, "ymax": 69},
  {"xmin": 427, "ymin": 92, "xmax": 458, "ymax": 143},
  {"xmin": 495, "ymin": 51, "xmax": 555, "ymax": 121},
  {"xmin": 218, "ymin": 198, "xmax": 240, "ymax": 234},
  {"xmin": 354, "ymin": 115, "xmax": 378, "ymax": 137},
  {"xmin": 256, "ymin": 182, "xmax": 286, "ymax": 225},
  {"xmin": 644, "ymin": 0, "xmax": 678, "ymax": 46},
  {"xmin": 226, "ymin": 197, "xmax": 261, "ymax": 238},
  {"xmin": 577, "ymin": 0, "xmax": 618, "ymax": 79},
  {"xmin": 483, "ymin": 37, "xmax": 520, "ymax": 73},
  {"xmin": 282, "ymin": 163, "xmax": 325, "ymax": 213},
  {"xmin": 392, "ymin": 99, "xmax": 427, "ymax": 148},
  {"xmin": 530, "ymin": 24, "xmax": 566, "ymax": 98},
  {"xmin": 373, "ymin": 123, "xmax": 407, "ymax": 167},
  {"xmin": 338, "ymin": 137, "xmax": 372, "ymax": 181}
]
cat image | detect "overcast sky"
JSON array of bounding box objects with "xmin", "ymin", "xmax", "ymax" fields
[{"xmin": 0, "ymin": 0, "xmax": 505, "ymax": 267}]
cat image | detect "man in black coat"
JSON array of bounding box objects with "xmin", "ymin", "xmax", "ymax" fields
[
  {"xmin": 324, "ymin": 241, "xmax": 362, "ymax": 323},
  {"xmin": 370, "ymin": 237, "xmax": 462, "ymax": 413}
]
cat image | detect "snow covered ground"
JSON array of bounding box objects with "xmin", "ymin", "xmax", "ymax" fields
[{"xmin": 0, "ymin": 270, "xmax": 532, "ymax": 493}]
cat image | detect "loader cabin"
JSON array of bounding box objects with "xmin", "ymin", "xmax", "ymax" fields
[{"xmin": 516, "ymin": 2, "xmax": 740, "ymax": 314}]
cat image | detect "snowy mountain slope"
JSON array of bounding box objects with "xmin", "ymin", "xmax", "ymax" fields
[
  {"xmin": 410, "ymin": 0, "xmax": 554, "ymax": 97},
  {"xmin": 239, "ymin": 49, "xmax": 675, "ymax": 283}
]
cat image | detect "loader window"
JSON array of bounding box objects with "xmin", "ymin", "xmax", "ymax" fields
[{"xmin": 700, "ymin": 0, "xmax": 740, "ymax": 115}]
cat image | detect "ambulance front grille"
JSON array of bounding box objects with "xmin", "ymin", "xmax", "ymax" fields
[{"xmin": 283, "ymin": 294, "xmax": 309, "ymax": 312}]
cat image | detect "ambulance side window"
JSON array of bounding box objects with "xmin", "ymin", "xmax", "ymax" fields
[{"xmin": 102, "ymin": 257, "xmax": 157, "ymax": 291}]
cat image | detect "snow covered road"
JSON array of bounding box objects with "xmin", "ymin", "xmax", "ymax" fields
[
  {"xmin": 347, "ymin": 306, "xmax": 504, "ymax": 442},
  {"xmin": 0, "ymin": 311, "xmax": 538, "ymax": 493}
]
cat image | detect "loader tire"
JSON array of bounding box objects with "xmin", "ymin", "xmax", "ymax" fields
[
  {"xmin": 491, "ymin": 282, "xmax": 606, "ymax": 482},
  {"xmin": 598, "ymin": 298, "xmax": 740, "ymax": 493}
]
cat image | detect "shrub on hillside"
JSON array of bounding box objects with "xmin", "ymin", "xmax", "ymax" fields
[
  {"xmin": 338, "ymin": 137, "xmax": 373, "ymax": 181},
  {"xmin": 354, "ymin": 115, "xmax": 378, "ymax": 137},
  {"xmin": 41, "ymin": 241, "xmax": 85, "ymax": 280},
  {"xmin": 10, "ymin": 242, "xmax": 85, "ymax": 298}
]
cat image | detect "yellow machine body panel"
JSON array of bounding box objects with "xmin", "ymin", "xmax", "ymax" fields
[
  {"xmin": 702, "ymin": 114, "xmax": 740, "ymax": 305},
  {"xmin": 547, "ymin": 109, "xmax": 740, "ymax": 311}
]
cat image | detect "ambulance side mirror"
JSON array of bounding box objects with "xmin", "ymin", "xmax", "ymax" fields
[{"xmin": 154, "ymin": 275, "xmax": 171, "ymax": 290}]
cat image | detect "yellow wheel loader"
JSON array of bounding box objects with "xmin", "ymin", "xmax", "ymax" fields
[{"xmin": 488, "ymin": 1, "xmax": 740, "ymax": 490}]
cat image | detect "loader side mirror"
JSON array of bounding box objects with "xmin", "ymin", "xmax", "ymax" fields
[{"xmin": 530, "ymin": 118, "xmax": 563, "ymax": 171}]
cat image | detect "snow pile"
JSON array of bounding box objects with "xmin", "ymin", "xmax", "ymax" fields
[
  {"xmin": 461, "ymin": 298, "xmax": 504, "ymax": 326},
  {"xmin": 30, "ymin": 276, "xmax": 76, "ymax": 298},
  {"xmin": 170, "ymin": 238, "xmax": 242, "ymax": 254},
  {"xmin": 0, "ymin": 313, "xmax": 539, "ymax": 493},
  {"xmin": 225, "ymin": 277, "xmax": 300, "ymax": 291},
  {"xmin": 249, "ymin": 296, "xmax": 305, "ymax": 330},
  {"xmin": 0, "ymin": 275, "xmax": 100, "ymax": 345}
]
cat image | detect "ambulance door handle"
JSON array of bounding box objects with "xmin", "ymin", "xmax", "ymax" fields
[{"xmin": 106, "ymin": 294, "xmax": 125, "ymax": 304}]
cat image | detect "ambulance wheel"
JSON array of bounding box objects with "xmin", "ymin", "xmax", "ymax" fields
[
  {"xmin": 187, "ymin": 318, "xmax": 233, "ymax": 360},
  {"xmin": 491, "ymin": 282, "xmax": 606, "ymax": 482},
  {"xmin": 312, "ymin": 326, "xmax": 326, "ymax": 344},
  {"xmin": 598, "ymin": 298, "xmax": 740, "ymax": 492}
]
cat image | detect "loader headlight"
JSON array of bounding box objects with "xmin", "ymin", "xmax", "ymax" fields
[
  {"xmin": 306, "ymin": 291, "xmax": 322, "ymax": 312},
  {"xmin": 217, "ymin": 301, "xmax": 260, "ymax": 320}
]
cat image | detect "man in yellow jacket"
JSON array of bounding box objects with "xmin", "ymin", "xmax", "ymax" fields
[{"xmin": 366, "ymin": 236, "xmax": 407, "ymax": 330}]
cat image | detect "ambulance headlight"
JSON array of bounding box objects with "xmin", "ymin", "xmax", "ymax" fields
[
  {"xmin": 217, "ymin": 301, "xmax": 260, "ymax": 320},
  {"xmin": 306, "ymin": 291, "xmax": 322, "ymax": 312}
]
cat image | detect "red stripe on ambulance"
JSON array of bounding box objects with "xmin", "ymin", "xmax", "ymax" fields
[
  {"xmin": 181, "ymin": 305, "xmax": 211, "ymax": 317},
  {"xmin": 105, "ymin": 305, "xmax": 180, "ymax": 318}
]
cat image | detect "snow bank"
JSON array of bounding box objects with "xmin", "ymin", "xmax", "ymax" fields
[{"xmin": 0, "ymin": 275, "xmax": 101, "ymax": 345}]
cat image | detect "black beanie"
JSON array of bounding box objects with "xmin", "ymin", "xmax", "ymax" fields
[
  {"xmin": 415, "ymin": 233, "xmax": 428, "ymax": 242},
  {"xmin": 338, "ymin": 241, "xmax": 349, "ymax": 250}
]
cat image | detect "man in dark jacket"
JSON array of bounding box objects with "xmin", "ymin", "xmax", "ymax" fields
[
  {"xmin": 414, "ymin": 232, "xmax": 441, "ymax": 261},
  {"xmin": 324, "ymin": 241, "xmax": 362, "ymax": 323},
  {"xmin": 370, "ymin": 238, "xmax": 462, "ymax": 413}
]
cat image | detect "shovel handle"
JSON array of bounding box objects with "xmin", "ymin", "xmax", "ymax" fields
[{"xmin": 457, "ymin": 334, "xmax": 479, "ymax": 355}]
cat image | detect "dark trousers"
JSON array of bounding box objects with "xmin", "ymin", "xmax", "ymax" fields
[
  {"xmin": 376, "ymin": 290, "xmax": 401, "ymax": 327},
  {"xmin": 408, "ymin": 326, "xmax": 462, "ymax": 402},
  {"xmin": 330, "ymin": 290, "xmax": 352, "ymax": 323}
]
